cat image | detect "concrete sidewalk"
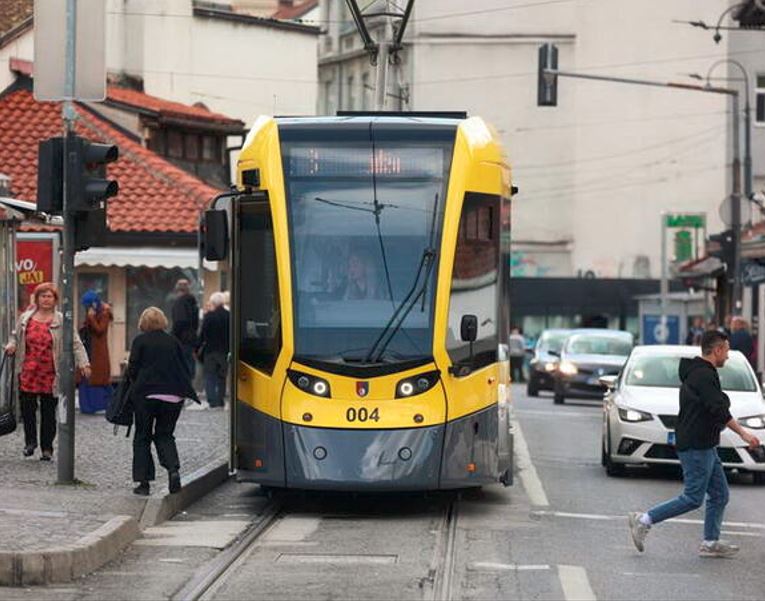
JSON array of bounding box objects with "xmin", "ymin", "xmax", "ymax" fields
[{"xmin": 0, "ymin": 403, "xmax": 229, "ymax": 585}]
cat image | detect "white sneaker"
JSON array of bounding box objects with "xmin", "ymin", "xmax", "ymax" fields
[
  {"xmin": 699, "ymin": 540, "xmax": 739, "ymax": 558},
  {"xmin": 628, "ymin": 512, "xmax": 650, "ymax": 552},
  {"xmin": 186, "ymin": 401, "xmax": 209, "ymax": 411}
]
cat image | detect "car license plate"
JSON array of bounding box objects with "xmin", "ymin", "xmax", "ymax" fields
[{"xmin": 667, "ymin": 431, "xmax": 676, "ymax": 446}]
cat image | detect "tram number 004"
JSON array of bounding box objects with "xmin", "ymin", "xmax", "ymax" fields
[{"xmin": 345, "ymin": 407, "xmax": 380, "ymax": 423}]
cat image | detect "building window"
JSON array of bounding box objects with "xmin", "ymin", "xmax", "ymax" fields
[
  {"xmin": 346, "ymin": 75, "xmax": 356, "ymax": 110},
  {"xmin": 757, "ymin": 75, "xmax": 765, "ymax": 124},
  {"xmin": 323, "ymin": 81, "xmax": 334, "ymax": 115},
  {"xmin": 147, "ymin": 129, "xmax": 166, "ymax": 155},
  {"xmin": 167, "ymin": 130, "xmax": 184, "ymax": 159},
  {"xmin": 184, "ymin": 134, "xmax": 199, "ymax": 161},
  {"xmin": 202, "ymin": 136, "xmax": 219, "ymax": 162},
  {"xmin": 125, "ymin": 266, "xmax": 197, "ymax": 349},
  {"xmin": 361, "ymin": 73, "xmax": 370, "ymax": 109}
]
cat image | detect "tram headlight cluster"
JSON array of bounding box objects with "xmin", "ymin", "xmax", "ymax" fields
[
  {"xmin": 395, "ymin": 371, "xmax": 440, "ymax": 398},
  {"xmin": 288, "ymin": 369, "xmax": 331, "ymax": 398}
]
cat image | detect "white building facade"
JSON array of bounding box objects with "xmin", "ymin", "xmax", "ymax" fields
[{"xmin": 319, "ymin": 0, "xmax": 741, "ymax": 281}]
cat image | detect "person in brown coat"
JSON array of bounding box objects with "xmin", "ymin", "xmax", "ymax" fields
[{"xmin": 78, "ymin": 290, "xmax": 113, "ymax": 412}]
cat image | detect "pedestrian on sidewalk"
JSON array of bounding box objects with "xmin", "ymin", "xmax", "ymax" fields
[
  {"xmin": 628, "ymin": 330, "xmax": 761, "ymax": 558},
  {"xmin": 197, "ymin": 292, "xmax": 229, "ymax": 409},
  {"xmin": 78, "ymin": 290, "xmax": 113, "ymax": 413},
  {"xmin": 729, "ymin": 316, "xmax": 755, "ymax": 368},
  {"xmin": 170, "ymin": 279, "xmax": 199, "ymax": 380},
  {"xmin": 508, "ymin": 327, "xmax": 526, "ymax": 383},
  {"xmin": 128, "ymin": 307, "xmax": 199, "ymax": 496},
  {"xmin": 3, "ymin": 282, "xmax": 90, "ymax": 460}
]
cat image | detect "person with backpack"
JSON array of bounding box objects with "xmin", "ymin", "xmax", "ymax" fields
[
  {"xmin": 4, "ymin": 282, "xmax": 90, "ymax": 460},
  {"xmin": 127, "ymin": 307, "xmax": 199, "ymax": 496}
]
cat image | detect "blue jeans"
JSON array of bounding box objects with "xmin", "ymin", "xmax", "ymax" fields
[{"xmin": 647, "ymin": 448, "xmax": 729, "ymax": 541}]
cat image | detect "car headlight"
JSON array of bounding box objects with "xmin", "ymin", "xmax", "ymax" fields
[
  {"xmin": 618, "ymin": 407, "xmax": 653, "ymax": 423},
  {"xmin": 742, "ymin": 415, "xmax": 765, "ymax": 429},
  {"xmin": 287, "ymin": 369, "xmax": 331, "ymax": 398},
  {"xmin": 544, "ymin": 362, "xmax": 557, "ymax": 372},
  {"xmin": 558, "ymin": 361, "xmax": 578, "ymax": 376}
]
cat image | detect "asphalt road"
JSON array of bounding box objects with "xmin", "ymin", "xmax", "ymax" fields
[{"xmin": 7, "ymin": 384, "xmax": 764, "ymax": 600}]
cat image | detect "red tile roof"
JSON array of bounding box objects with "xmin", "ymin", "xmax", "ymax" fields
[
  {"xmin": 272, "ymin": 0, "xmax": 318, "ymax": 20},
  {"xmin": 107, "ymin": 86, "xmax": 243, "ymax": 128},
  {"xmin": 0, "ymin": 88, "xmax": 219, "ymax": 233},
  {"xmin": 9, "ymin": 58, "xmax": 243, "ymax": 129},
  {"xmin": 0, "ymin": 0, "xmax": 32, "ymax": 40}
]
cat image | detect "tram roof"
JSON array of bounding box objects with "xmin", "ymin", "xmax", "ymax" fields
[{"xmin": 275, "ymin": 112, "xmax": 468, "ymax": 127}]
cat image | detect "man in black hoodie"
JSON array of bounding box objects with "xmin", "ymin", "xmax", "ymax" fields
[{"xmin": 628, "ymin": 330, "xmax": 761, "ymax": 558}]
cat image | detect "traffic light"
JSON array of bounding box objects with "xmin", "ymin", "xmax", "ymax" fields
[
  {"xmin": 709, "ymin": 229, "xmax": 734, "ymax": 279},
  {"xmin": 37, "ymin": 137, "xmax": 64, "ymax": 213},
  {"xmin": 538, "ymin": 43, "xmax": 558, "ymax": 107},
  {"xmin": 68, "ymin": 137, "xmax": 119, "ymax": 213}
]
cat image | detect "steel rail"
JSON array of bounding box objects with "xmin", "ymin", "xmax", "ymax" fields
[
  {"xmin": 424, "ymin": 500, "xmax": 459, "ymax": 601},
  {"xmin": 173, "ymin": 502, "xmax": 282, "ymax": 601}
]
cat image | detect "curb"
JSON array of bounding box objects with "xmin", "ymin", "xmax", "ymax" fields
[
  {"xmin": 0, "ymin": 515, "xmax": 138, "ymax": 586},
  {"xmin": 139, "ymin": 458, "xmax": 230, "ymax": 528},
  {"xmin": 0, "ymin": 457, "xmax": 230, "ymax": 586}
]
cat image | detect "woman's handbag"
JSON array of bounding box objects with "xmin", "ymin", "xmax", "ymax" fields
[
  {"xmin": 0, "ymin": 353, "xmax": 16, "ymax": 436},
  {"xmin": 106, "ymin": 373, "xmax": 134, "ymax": 436}
]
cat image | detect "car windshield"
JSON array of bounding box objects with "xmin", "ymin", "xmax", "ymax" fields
[
  {"xmin": 538, "ymin": 332, "xmax": 568, "ymax": 353},
  {"xmin": 565, "ymin": 334, "xmax": 632, "ymax": 356},
  {"xmin": 624, "ymin": 354, "xmax": 757, "ymax": 392},
  {"xmin": 281, "ymin": 125, "xmax": 454, "ymax": 363}
]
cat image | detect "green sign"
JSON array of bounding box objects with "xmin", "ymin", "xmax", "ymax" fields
[
  {"xmin": 665, "ymin": 214, "xmax": 705, "ymax": 228},
  {"xmin": 674, "ymin": 230, "xmax": 693, "ymax": 262}
]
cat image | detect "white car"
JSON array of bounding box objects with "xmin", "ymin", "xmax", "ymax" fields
[{"xmin": 601, "ymin": 345, "xmax": 765, "ymax": 483}]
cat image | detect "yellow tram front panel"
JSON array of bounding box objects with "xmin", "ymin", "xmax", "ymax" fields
[{"xmin": 280, "ymin": 362, "xmax": 446, "ymax": 429}]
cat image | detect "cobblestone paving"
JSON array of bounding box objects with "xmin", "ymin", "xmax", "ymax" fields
[{"xmin": 0, "ymin": 403, "xmax": 228, "ymax": 552}]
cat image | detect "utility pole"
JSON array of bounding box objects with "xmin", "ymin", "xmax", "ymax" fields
[
  {"xmin": 344, "ymin": 0, "xmax": 414, "ymax": 112},
  {"xmin": 540, "ymin": 61, "xmax": 743, "ymax": 315},
  {"xmin": 58, "ymin": 0, "xmax": 78, "ymax": 484}
]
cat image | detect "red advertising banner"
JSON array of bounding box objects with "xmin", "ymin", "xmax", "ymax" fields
[{"xmin": 16, "ymin": 238, "xmax": 55, "ymax": 313}]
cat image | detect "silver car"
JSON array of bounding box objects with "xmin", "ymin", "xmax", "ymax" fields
[{"xmin": 601, "ymin": 345, "xmax": 765, "ymax": 483}]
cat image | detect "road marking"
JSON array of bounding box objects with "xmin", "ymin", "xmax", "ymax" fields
[
  {"xmin": 512, "ymin": 419, "xmax": 550, "ymax": 507},
  {"xmin": 532, "ymin": 510, "xmax": 765, "ymax": 531},
  {"xmin": 468, "ymin": 562, "xmax": 551, "ymax": 572},
  {"xmin": 515, "ymin": 409, "xmax": 600, "ymax": 419},
  {"xmin": 623, "ymin": 572, "xmax": 700, "ymax": 578},
  {"xmin": 721, "ymin": 530, "xmax": 764, "ymax": 538},
  {"xmin": 558, "ymin": 565, "xmax": 597, "ymax": 601}
]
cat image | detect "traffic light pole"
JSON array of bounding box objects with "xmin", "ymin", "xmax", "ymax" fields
[
  {"xmin": 543, "ymin": 66, "xmax": 744, "ymax": 315},
  {"xmin": 58, "ymin": 0, "xmax": 78, "ymax": 484}
]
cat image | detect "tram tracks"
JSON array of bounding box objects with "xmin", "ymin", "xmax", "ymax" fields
[
  {"xmin": 423, "ymin": 499, "xmax": 460, "ymax": 601},
  {"xmin": 173, "ymin": 502, "xmax": 282, "ymax": 601}
]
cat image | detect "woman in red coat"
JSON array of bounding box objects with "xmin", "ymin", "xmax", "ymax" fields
[{"xmin": 79, "ymin": 291, "xmax": 113, "ymax": 412}]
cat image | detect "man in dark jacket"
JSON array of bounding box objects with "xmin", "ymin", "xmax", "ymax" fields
[
  {"xmin": 198, "ymin": 292, "xmax": 230, "ymax": 408},
  {"xmin": 628, "ymin": 330, "xmax": 761, "ymax": 558},
  {"xmin": 170, "ymin": 279, "xmax": 199, "ymax": 378}
]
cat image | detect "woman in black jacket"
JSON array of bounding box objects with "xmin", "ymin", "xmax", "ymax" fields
[{"xmin": 128, "ymin": 307, "xmax": 199, "ymax": 496}]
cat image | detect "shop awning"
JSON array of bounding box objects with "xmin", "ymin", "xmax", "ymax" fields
[{"xmin": 75, "ymin": 246, "xmax": 204, "ymax": 270}]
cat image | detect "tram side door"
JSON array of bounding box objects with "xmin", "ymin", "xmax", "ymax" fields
[{"xmin": 233, "ymin": 195, "xmax": 289, "ymax": 484}]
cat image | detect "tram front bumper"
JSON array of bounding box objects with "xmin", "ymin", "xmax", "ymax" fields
[{"xmin": 282, "ymin": 422, "xmax": 444, "ymax": 491}]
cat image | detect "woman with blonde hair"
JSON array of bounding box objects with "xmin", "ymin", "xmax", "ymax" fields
[
  {"xmin": 4, "ymin": 282, "xmax": 90, "ymax": 460},
  {"xmin": 127, "ymin": 306, "xmax": 199, "ymax": 495}
]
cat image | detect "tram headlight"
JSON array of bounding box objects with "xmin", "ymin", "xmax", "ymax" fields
[
  {"xmin": 287, "ymin": 369, "xmax": 331, "ymax": 398},
  {"xmin": 395, "ymin": 371, "xmax": 440, "ymax": 399}
]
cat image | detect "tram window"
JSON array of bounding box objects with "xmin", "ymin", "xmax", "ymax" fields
[
  {"xmin": 447, "ymin": 192, "xmax": 500, "ymax": 369},
  {"xmin": 238, "ymin": 201, "xmax": 281, "ymax": 373}
]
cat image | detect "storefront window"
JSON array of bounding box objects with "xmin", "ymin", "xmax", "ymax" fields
[{"xmin": 125, "ymin": 267, "xmax": 197, "ymax": 348}]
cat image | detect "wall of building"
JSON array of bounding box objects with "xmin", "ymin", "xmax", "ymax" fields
[
  {"xmin": 108, "ymin": 0, "xmax": 318, "ymax": 129},
  {"xmin": 0, "ymin": 27, "xmax": 32, "ymax": 92}
]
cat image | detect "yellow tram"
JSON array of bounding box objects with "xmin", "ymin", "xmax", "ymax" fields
[{"xmin": 204, "ymin": 112, "xmax": 513, "ymax": 490}]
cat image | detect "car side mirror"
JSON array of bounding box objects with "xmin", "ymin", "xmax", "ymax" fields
[
  {"xmin": 203, "ymin": 209, "xmax": 228, "ymax": 261},
  {"xmin": 599, "ymin": 374, "xmax": 618, "ymax": 389},
  {"xmin": 460, "ymin": 314, "xmax": 478, "ymax": 342}
]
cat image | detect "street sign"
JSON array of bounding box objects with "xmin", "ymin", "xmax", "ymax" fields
[
  {"xmin": 33, "ymin": 0, "xmax": 106, "ymax": 101},
  {"xmin": 643, "ymin": 314, "xmax": 680, "ymax": 344},
  {"xmin": 664, "ymin": 214, "xmax": 706, "ymax": 228}
]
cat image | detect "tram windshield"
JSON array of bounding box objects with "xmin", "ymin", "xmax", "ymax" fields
[{"xmin": 281, "ymin": 126, "xmax": 454, "ymax": 365}]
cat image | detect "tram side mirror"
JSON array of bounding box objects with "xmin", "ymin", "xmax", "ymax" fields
[
  {"xmin": 203, "ymin": 209, "xmax": 228, "ymax": 261},
  {"xmin": 460, "ymin": 314, "xmax": 478, "ymax": 342}
]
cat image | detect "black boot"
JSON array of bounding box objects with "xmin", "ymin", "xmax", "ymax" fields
[
  {"xmin": 22, "ymin": 445, "xmax": 35, "ymax": 457},
  {"xmin": 133, "ymin": 481, "xmax": 150, "ymax": 496},
  {"xmin": 168, "ymin": 471, "xmax": 181, "ymax": 494}
]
